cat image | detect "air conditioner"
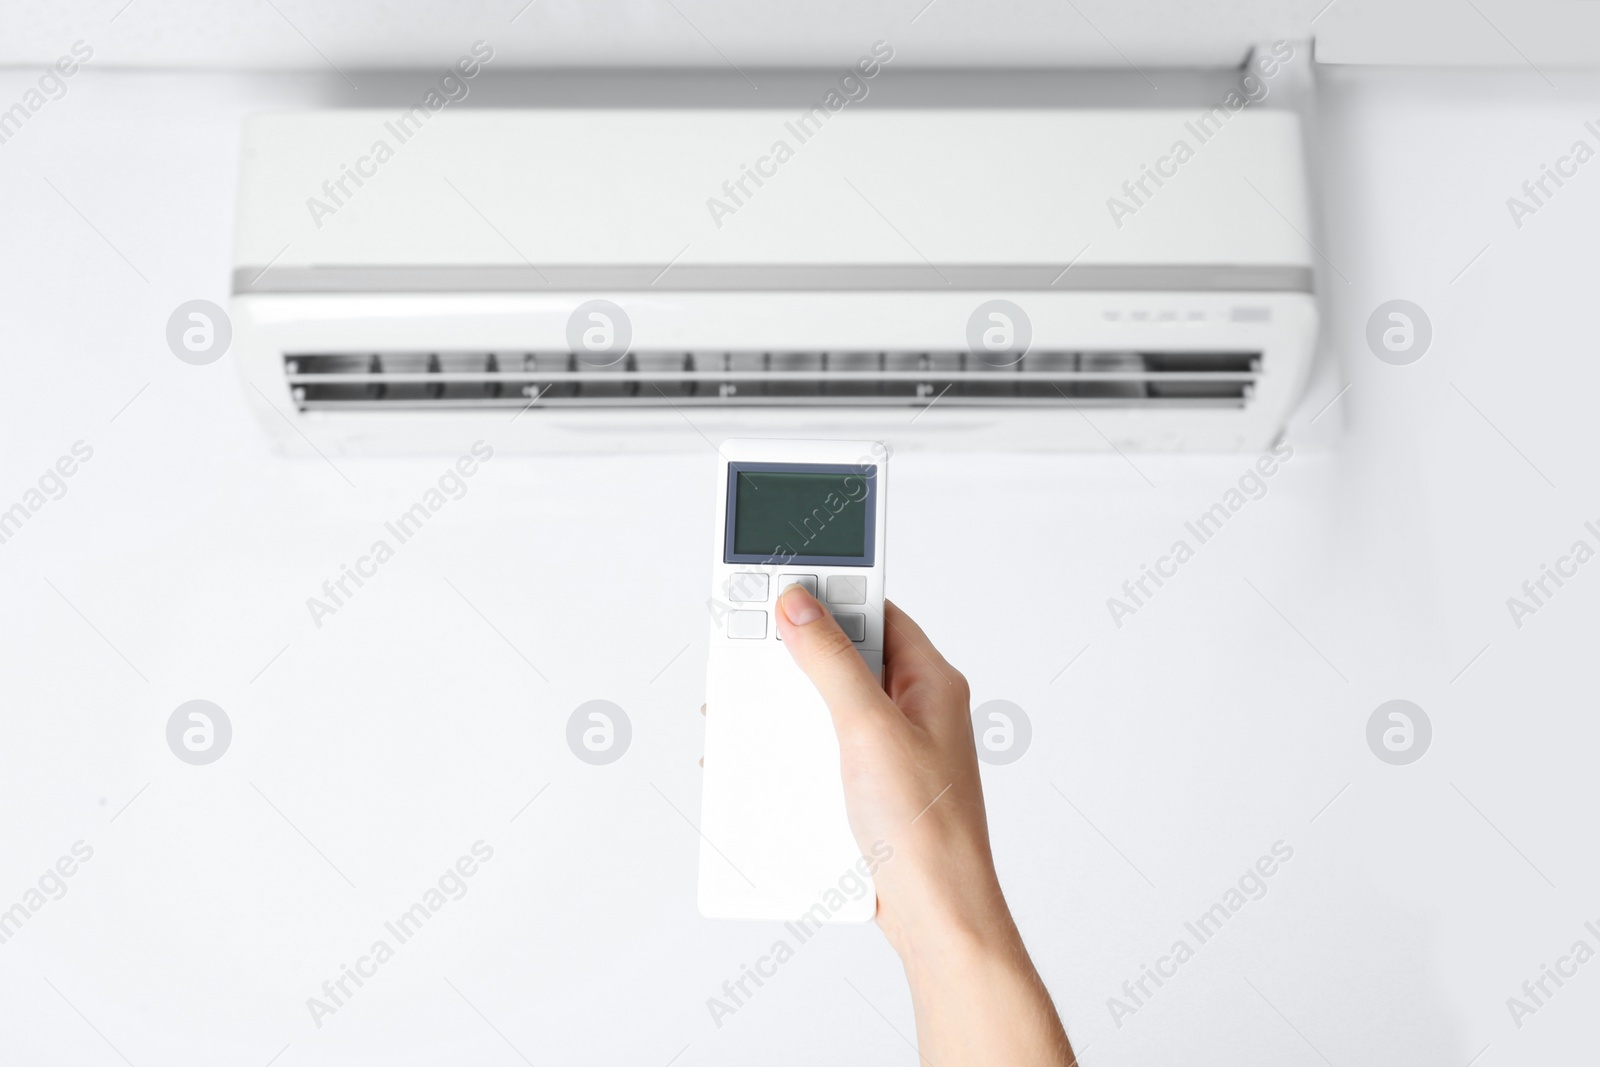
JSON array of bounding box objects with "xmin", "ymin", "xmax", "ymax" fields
[{"xmin": 233, "ymin": 107, "xmax": 1316, "ymax": 452}]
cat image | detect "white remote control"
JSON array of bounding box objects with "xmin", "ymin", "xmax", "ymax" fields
[{"xmin": 698, "ymin": 439, "xmax": 890, "ymax": 922}]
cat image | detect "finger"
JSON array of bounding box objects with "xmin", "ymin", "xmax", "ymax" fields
[
  {"xmin": 775, "ymin": 585, "xmax": 897, "ymax": 737},
  {"xmin": 699, "ymin": 703, "xmax": 706, "ymax": 716}
]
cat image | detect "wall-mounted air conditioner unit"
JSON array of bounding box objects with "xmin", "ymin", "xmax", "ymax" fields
[{"xmin": 233, "ymin": 108, "xmax": 1316, "ymax": 452}]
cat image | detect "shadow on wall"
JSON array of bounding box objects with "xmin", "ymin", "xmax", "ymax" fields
[{"xmin": 273, "ymin": 64, "xmax": 1257, "ymax": 112}]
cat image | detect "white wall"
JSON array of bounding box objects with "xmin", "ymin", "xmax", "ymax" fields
[{"xmin": 0, "ymin": 58, "xmax": 1597, "ymax": 1066}]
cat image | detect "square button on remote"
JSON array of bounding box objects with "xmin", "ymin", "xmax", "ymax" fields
[
  {"xmin": 835, "ymin": 612, "xmax": 866, "ymax": 642},
  {"xmin": 728, "ymin": 610, "xmax": 768, "ymax": 639},
  {"xmin": 826, "ymin": 575, "xmax": 867, "ymax": 605},
  {"xmin": 779, "ymin": 574, "xmax": 817, "ymax": 596},
  {"xmin": 728, "ymin": 573, "xmax": 769, "ymax": 603}
]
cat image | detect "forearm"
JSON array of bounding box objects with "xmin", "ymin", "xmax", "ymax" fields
[{"xmin": 896, "ymin": 920, "xmax": 1073, "ymax": 1067}]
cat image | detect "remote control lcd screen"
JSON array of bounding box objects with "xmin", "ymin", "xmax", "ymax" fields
[{"xmin": 726, "ymin": 466, "xmax": 875, "ymax": 565}]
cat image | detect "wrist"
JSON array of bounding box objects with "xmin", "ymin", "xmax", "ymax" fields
[{"xmin": 879, "ymin": 867, "xmax": 1023, "ymax": 980}]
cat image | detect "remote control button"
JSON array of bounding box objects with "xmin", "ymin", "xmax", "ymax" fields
[
  {"xmin": 727, "ymin": 573, "xmax": 769, "ymax": 603},
  {"xmin": 836, "ymin": 612, "xmax": 866, "ymax": 642},
  {"xmin": 778, "ymin": 574, "xmax": 817, "ymax": 596},
  {"xmin": 826, "ymin": 575, "xmax": 867, "ymax": 605},
  {"xmin": 727, "ymin": 610, "xmax": 768, "ymax": 639}
]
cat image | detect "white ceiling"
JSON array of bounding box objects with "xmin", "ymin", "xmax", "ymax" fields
[
  {"xmin": 3, "ymin": 0, "xmax": 1594, "ymax": 72},
  {"xmin": 0, "ymin": 0, "xmax": 1302, "ymax": 70}
]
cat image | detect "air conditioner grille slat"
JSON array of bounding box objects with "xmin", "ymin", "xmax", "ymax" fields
[{"xmin": 283, "ymin": 351, "xmax": 1261, "ymax": 410}]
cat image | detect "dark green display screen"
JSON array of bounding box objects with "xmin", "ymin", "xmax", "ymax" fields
[{"xmin": 725, "ymin": 464, "xmax": 876, "ymax": 566}]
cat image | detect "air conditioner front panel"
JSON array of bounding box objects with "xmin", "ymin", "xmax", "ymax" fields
[{"xmin": 235, "ymin": 110, "xmax": 1313, "ymax": 273}]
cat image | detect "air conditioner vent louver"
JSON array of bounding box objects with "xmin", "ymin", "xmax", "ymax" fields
[{"xmin": 283, "ymin": 351, "xmax": 1261, "ymax": 410}]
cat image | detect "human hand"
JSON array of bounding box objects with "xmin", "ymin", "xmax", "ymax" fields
[
  {"xmin": 773, "ymin": 584, "xmax": 1073, "ymax": 1066},
  {"xmin": 772, "ymin": 584, "xmax": 1007, "ymax": 957}
]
